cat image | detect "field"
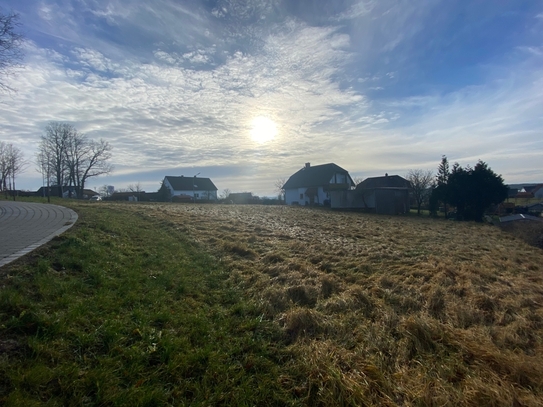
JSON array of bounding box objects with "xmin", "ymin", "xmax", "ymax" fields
[
  {"xmin": 2, "ymin": 201, "xmax": 543, "ymax": 405},
  {"xmin": 121, "ymin": 203, "xmax": 543, "ymax": 405}
]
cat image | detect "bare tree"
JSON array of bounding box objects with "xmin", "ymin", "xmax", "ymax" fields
[
  {"xmin": 219, "ymin": 188, "xmax": 231, "ymax": 200},
  {"xmin": 127, "ymin": 182, "xmax": 143, "ymax": 193},
  {"xmin": 38, "ymin": 122, "xmax": 113, "ymax": 198},
  {"xmin": 36, "ymin": 149, "xmax": 53, "ymax": 202},
  {"xmin": 98, "ymin": 184, "xmax": 115, "ymax": 198},
  {"xmin": 127, "ymin": 182, "xmax": 143, "ymax": 200},
  {"xmin": 39, "ymin": 122, "xmax": 72, "ymax": 196},
  {"xmin": 352, "ymin": 176, "xmax": 364, "ymax": 186},
  {"xmin": 274, "ymin": 177, "xmax": 286, "ymax": 202},
  {"xmin": 0, "ymin": 141, "xmax": 8, "ymax": 192},
  {"xmin": 0, "ymin": 8, "xmax": 24, "ymax": 94},
  {"xmin": 69, "ymin": 137, "xmax": 113, "ymax": 198},
  {"xmin": 0, "ymin": 141, "xmax": 26, "ymax": 199},
  {"xmin": 406, "ymin": 169, "xmax": 434, "ymax": 215}
]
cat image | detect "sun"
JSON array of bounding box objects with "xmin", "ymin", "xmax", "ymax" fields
[{"xmin": 250, "ymin": 116, "xmax": 277, "ymax": 144}]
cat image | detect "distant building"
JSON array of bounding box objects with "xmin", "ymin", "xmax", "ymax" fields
[
  {"xmin": 162, "ymin": 176, "xmax": 218, "ymax": 201},
  {"xmin": 227, "ymin": 192, "xmax": 256, "ymax": 204},
  {"xmin": 283, "ymin": 163, "xmax": 354, "ymax": 206},
  {"xmin": 36, "ymin": 186, "xmax": 97, "ymax": 199},
  {"xmin": 109, "ymin": 191, "xmax": 158, "ymax": 201},
  {"xmin": 532, "ymin": 185, "xmax": 543, "ymax": 199},
  {"xmin": 331, "ymin": 174, "xmax": 411, "ymax": 215}
]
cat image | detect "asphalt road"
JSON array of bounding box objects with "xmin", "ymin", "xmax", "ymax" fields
[{"xmin": 0, "ymin": 200, "xmax": 78, "ymax": 268}]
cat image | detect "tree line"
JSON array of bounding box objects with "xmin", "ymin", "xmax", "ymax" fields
[
  {"xmin": 37, "ymin": 122, "xmax": 113, "ymax": 199},
  {"xmin": 0, "ymin": 141, "xmax": 26, "ymax": 198},
  {"xmin": 406, "ymin": 156, "xmax": 508, "ymax": 221}
]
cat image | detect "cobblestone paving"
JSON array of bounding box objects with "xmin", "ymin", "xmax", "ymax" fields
[{"xmin": 0, "ymin": 201, "xmax": 78, "ymax": 268}]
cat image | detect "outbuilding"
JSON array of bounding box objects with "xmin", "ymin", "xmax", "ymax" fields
[{"xmin": 331, "ymin": 174, "xmax": 411, "ymax": 215}]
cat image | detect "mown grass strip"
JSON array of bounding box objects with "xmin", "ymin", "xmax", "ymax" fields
[{"xmin": 0, "ymin": 204, "xmax": 295, "ymax": 406}]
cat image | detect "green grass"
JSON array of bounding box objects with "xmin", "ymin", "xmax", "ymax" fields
[
  {"xmin": 3, "ymin": 198, "xmax": 543, "ymax": 405},
  {"xmin": 0, "ymin": 203, "xmax": 295, "ymax": 406}
]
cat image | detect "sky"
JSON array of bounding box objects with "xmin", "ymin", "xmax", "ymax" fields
[{"xmin": 0, "ymin": 0, "xmax": 542, "ymax": 197}]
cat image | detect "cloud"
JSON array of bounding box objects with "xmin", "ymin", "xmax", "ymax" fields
[
  {"xmin": 2, "ymin": 18, "xmax": 367, "ymax": 191},
  {"xmin": 1, "ymin": 0, "xmax": 542, "ymax": 194},
  {"xmin": 332, "ymin": 0, "xmax": 376, "ymax": 21}
]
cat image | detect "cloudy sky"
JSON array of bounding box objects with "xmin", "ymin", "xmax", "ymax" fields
[{"xmin": 1, "ymin": 0, "xmax": 542, "ymax": 196}]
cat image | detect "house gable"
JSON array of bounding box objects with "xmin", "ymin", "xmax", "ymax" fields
[
  {"xmin": 283, "ymin": 163, "xmax": 354, "ymax": 206},
  {"xmin": 356, "ymin": 175, "xmax": 411, "ymax": 190},
  {"xmin": 532, "ymin": 184, "xmax": 543, "ymax": 198},
  {"xmin": 163, "ymin": 176, "xmax": 218, "ymax": 201},
  {"xmin": 283, "ymin": 163, "xmax": 354, "ymax": 190},
  {"xmin": 164, "ymin": 176, "xmax": 217, "ymax": 192}
]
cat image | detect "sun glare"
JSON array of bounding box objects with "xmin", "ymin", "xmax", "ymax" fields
[{"xmin": 250, "ymin": 116, "xmax": 277, "ymax": 144}]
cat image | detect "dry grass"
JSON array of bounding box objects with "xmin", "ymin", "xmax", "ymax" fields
[
  {"xmin": 500, "ymin": 219, "xmax": 543, "ymax": 250},
  {"xmin": 117, "ymin": 203, "xmax": 543, "ymax": 405}
]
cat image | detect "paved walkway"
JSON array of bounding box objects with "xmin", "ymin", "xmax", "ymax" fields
[{"xmin": 0, "ymin": 201, "xmax": 78, "ymax": 268}]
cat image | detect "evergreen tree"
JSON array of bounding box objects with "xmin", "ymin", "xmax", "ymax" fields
[
  {"xmin": 433, "ymin": 155, "xmax": 450, "ymax": 215},
  {"xmin": 446, "ymin": 161, "xmax": 507, "ymax": 221}
]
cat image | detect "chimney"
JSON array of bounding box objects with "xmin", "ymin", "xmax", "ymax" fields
[{"xmin": 305, "ymin": 162, "xmax": 310, "ymax": 169}]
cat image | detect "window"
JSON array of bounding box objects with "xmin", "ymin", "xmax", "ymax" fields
[
  {"xmin": 194, "ymin": 193, "xmax": 199, "ymax": 198},
  {"xmin": 300, "ymin": 193, "xmax": 304, "ymax": 199}
]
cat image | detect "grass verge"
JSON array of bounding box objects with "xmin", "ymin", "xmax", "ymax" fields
[
  {"xmin": 0, "ymin": 202, "xmax": 294, "ymax": 406},
  {"xmin": 2, "ymin": 199, "xmax": 543, "ymax": 406}
]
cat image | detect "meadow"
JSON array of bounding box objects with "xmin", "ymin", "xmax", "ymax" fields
[{"xmin": 1, "ymin": 201, "xmax": 543, "ymax": 406}]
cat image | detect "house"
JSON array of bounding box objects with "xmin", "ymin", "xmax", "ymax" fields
[
  {"xmin": 283, "ymin": 163, "xmax": 354, "ymax": 206},
  {"xmin": 82, "ymin": 189, "xmax": 99, "ymax": 199},
  {"xmin": 331, "ymin": 174, "xmax": 411, "ymax": 215},
  {"xmin": 516, "ymin": 192, "xmax": 534, "ymax": 199},
  {"xmin": 532, "ymin": 185, "xmax": 543, "ymax": 199},
  {"xmin": 162, "ymin": 176, "xmax": 218, "ymax": 201},
  {"xmin": 35, "ymin": 186, "xmax": 97, "ymax": 199},
  {"xmin": 527, "ymin": 202, "xmax": 543, "ymax": 216},
  {"xmin": 108, "ymin": 191, "xmax": 159, "ymax": 202},
  {"xmin": 520, "ymin": 185, "xmax": 538, "ymax": 194}
]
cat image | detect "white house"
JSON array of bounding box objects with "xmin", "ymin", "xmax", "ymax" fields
[
  {"xmin": 162, "ymin": 176, "xmax": 218, "ymax": 201},
  {"xmin": 283, "ymin": 163, "xmax": 354, "ymax": 206},
  {"xmin": 533, "ymin": 185, "xmax": 543, "ymax": 199}
]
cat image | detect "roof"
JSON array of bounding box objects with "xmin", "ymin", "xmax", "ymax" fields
[
  {"xmin": 283, "ymin": 163, "xmax": 353, "ymax": 189},
  {"xmin": 164, "ymin": 176, "xmax": 217, "ymax": 191},
  {"xmin": 356, "ymin": 175, "xmax": 411, "ymax": 190},
  {"xmin": 499, "ymin": 214, "xmax": 543, "ymax": 223},
  {"xmin": 523, "ymin": 185, "xmax": 538, "ymax": 193}
]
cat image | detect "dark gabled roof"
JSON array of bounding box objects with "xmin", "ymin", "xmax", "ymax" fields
[
  {"xmin": 165, "ymin": 176, "xmax": 217, "ymax": 191},
  {"xmin": 356, "ymin": 175, "xmax": 411, "ymax": 190},
  {"xmin": 523, "ymin": 185, "xmax": 538, "ymax": 193},
  {"xmin": 283, "ymin": 163, "xmax": 353, "ymax": 189},
  {"xmin": 500, "ymin": 214, "xmax": 543, "ymax": 223}
]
